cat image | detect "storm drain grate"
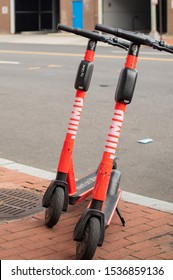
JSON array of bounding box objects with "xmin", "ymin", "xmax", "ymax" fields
[{"xmin": 0, "ymin": 188, "xmax": 43, "ymax": 221}]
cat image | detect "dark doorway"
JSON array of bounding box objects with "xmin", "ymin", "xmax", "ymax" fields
[
  {"xmin": 15, "ymin": 0, "xmax": 60, "ymax": 33},
  {"xmin": 156, "ymin": 0, "xmax": 167, "ymax": 34}
]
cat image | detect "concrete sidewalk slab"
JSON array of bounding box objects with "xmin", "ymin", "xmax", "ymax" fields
[
  {"xmin": 0, "ymin": 32, "xmax": 172, "ymax": 46},
  {"xmin": 0, "ymin": 166, "xmax": 172, "ymax": 260},
  {"xmin": 0, "ymin": 33, "xmax": 87, "ymax": 46}
]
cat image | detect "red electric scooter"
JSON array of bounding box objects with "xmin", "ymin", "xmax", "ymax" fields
[
  {"xmin": 42, "ymin": 24, "xmax": 129, "ymax": 228},
  {"xmin": 72, "ymin": 24, "xmax": 173, "ymax": 260}
]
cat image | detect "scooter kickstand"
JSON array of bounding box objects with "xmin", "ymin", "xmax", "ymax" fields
[{"xmin": 116, "ymin": 207, "xmax": 125, "ymax": 226}]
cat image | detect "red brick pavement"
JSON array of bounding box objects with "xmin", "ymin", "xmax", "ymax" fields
[{"xmin": 0, "ymin": 167, "xmax": 173, "ymax": 260}]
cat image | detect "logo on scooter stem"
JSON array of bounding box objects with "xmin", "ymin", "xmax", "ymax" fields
[
  {"xmin": 104, "ymin": 109, "xmax": 124, "ymax": 159},
  {"xmin": 67, "ymin": 97, "xmax": 84, "ymax": 139}
]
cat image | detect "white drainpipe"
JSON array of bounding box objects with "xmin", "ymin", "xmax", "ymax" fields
[
  {"xmin": 98, "ymin": 0, "xmax": 103, "ymax": 23},
  {"xmin": 10, "ymin": 0, "xmax": 15, "ymax": 34}
]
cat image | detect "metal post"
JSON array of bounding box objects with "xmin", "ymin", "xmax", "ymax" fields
[
  {"xmin": 159, "ymin": 0, "xmax": 163, "ymax": 39},
  {"xmin": 149, "ymin": 0, "xmax": 160, "ymax": 39},
  {"xmin": 38, "ymin": 0, "xmax": 41, "ymax": 31},
  {"xmin": 10, "ymin": 0, "xmax": 15, "ymax": 34},
  {"xmin": 98, "ymin": 0, "xmax": 103, "ymax": 24},
  {"xmin": 52, "ymin": 0, "xmax": 56, "ymax": 32}
]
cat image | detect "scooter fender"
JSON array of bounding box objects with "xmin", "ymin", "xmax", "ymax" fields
[
  {"xmin": 73, "ymin": 208, "xmax": 105, "ymax": 246},
  {"xmin": 42, "ymin": 180, "xmax": 68, "ymax": 211},
  {"xmin": 107, "ymin": 169, "xmax": 121, "ymax": 196}
]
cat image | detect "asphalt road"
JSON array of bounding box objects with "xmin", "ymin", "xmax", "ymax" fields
[{"xmin": 0, "ymin": 42, "xmax": 173, "ymax": 203}]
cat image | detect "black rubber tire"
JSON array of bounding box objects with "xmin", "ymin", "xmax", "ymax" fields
[
  {"xmin": 76, "ymin": 217, "xmax": 100, "ymax": 260},
  {"xmin": 45, "ymin": 187, "xmax": 64, "ymax": 228}
]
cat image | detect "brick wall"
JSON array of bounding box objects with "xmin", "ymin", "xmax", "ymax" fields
[
  {"xmin": 83, "ymin": 0, "xmax": 98, "ymax": 29},
  {"xmin": 167, "ymin": 0, "xmax": 173, "ymax": 33},
  {"xmin": 0, "ymin": 1, "xmax": 173, "ymax": 35},
  {"xmin": 60, "ymin": 0, "xmax": 98, "ymax": 29},
  {"xmin": 60, "ymin": 0, "xmax": 72, "ymax": 26},
  {"xmin": 0, "ymin": 0, "xmax": 10, "ymax": 33}
]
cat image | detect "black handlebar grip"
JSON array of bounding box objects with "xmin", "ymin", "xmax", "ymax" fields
[
  {"xmin": 95, "ymin": 23, "xmax": 117, "ymax": 35},
  {"xmin": 95, "ymin": 23, "xmax": 149, "ymax": 45},
  {"xmin": 166, "ymin": 43, "xmax": 173, "ymax": 51},
  {"xmin": 57, "ymin": 23, "xmax": 107, "ymax": 42},
  {"xmin": 161, "ymin": 43, "xmax": 173, "ymax": 54},
  {"xmin": 57, "ymin": 23, "xmax": 75, "ymax": 33}
]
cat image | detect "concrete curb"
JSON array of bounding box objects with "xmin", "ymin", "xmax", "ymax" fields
[{"xmin": 0, "ymin": 158, "xmax": 173, "ymax": 214}]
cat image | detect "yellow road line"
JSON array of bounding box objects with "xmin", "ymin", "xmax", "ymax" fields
[
  {"xmin": 28, "ymin": 66, "xmax": 41, "ymax": 70},
  {"xmin": 48, "ymin": 64, "xmax": 63, "ymax": 68},
  {"xmin": 0, "ymin": 50, "xmax": 83, "ymax": 57},
  {"xmin": 0, "ymin": 60, "xmax": 20, "ymax": 64},
  {"xmin": 0, "ymin": 49, "xmax": 173, "ymax": 62}
]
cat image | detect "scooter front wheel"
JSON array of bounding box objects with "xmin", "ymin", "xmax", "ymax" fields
[
  {"xmin": 76, "ymin": 217, "xmax": 100, "ymax": 260},
  {"xmin": 45, "ymin": 187, "xmax": 64, "ymax": 228}
]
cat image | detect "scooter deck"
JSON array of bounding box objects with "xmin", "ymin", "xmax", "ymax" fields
[
  {"xmin": 69, "ymin": 171, "xmax": 97, "ymax": 205},
  {"xmin": 104, "ymin": 190, "xmax": 122, "ymax": 227}
]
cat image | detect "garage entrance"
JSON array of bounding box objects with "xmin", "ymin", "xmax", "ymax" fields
[
  {"xmin": 103, "ymin": 0, "xmax": 167, "ymax": 33},
  {"xmin": 15, "ymin": 0, "xmax": 60, "ymax": 33},
  {"xmin": 103, "ymin": 0, "xmax": 150, "ymax": 32}
]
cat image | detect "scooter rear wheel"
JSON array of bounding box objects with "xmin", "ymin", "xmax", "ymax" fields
[
  {"xmin": 76, "ymin": 217, "xmax": 100, "ymax": 260},
  {"xmin": 45, "ymin": 187, "xmax": 64, "ymax": 228}
]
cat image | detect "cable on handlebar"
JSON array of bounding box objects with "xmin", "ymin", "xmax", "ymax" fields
[
  {"xmin": 95, "ymin": 23, "xmax": 154, "ymax": 46},
  {"xmin": 57, "ymin": 23, "xmax": 129, "ymax": 50},
  {"xmin": 58, "ymin": 23, "xmax": 107, "ymax": 43},
  {"xmin": 159, "ymin": 40, "xmax": 173, "ymax": 51},
  {"xmin": 95, "ymin": 23, "xmax": 173, "ymax": 54}
]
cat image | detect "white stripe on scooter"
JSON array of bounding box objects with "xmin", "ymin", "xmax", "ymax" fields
[{"xmin": 0, "ymin": 157, "xmax": 173, "ymax": 214}]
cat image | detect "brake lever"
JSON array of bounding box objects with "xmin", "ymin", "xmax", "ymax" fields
[
  {"xmin": 151, "ymin": 41, "xmax": 173, "ymax": 54},
  {"xmin": 106, "ymin": 38, "xmax": 128, "ymax": 50},
  {"xmin": 151, "ymin": 42, "xmax": 162, "ymax": 51},
  {"xmin": 161, "ymin": 47, "xmax": 173, "ymax": 54},
  {"xmin": 113, "ymin": 38, "xmax": 129, "ymax": 50}
]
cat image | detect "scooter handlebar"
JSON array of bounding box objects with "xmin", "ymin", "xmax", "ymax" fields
[
  {"xmin": 57, "ymin": 23, "xmax": 107, "ymax": 43},
  {"xmin": 95, "ymin": 23, "xmax": 154, "ymax": 46},
  {"xmin": 95, "ymin": 23, "xmax": 173, "ymax": 54},
  {"xmin": 57, "ymin": 23, "xmax": 129, "ymax": 50}
]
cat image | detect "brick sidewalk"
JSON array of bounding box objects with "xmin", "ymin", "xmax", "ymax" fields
[
  {"xmin": 163, "ymin": 37, "xmax": 173, "ymax": 46},
  {"xmin": 0, "ymin": 166, "xmax": 172, "ymax": 260}
]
